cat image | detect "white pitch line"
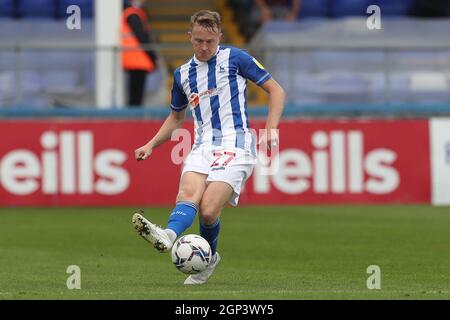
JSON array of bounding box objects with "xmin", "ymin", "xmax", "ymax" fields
[{"xmin": 1, "ymin": 290, "xmax": 450, "ymax": 296}]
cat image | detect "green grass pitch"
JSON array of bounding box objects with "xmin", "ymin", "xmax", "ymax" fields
[{"xmin": 0, "ymin": 205, "xmax": 449, "ymax": 299}]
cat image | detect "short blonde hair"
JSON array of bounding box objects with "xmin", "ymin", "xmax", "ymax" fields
[{"xmin": 190, "ymin": 10, "xmax": 221, "ymax": 32}]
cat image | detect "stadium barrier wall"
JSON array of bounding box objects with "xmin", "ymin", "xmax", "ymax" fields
[{"xmin": 0, "ymin": 118, "xmax": 448, "ymax": 206}]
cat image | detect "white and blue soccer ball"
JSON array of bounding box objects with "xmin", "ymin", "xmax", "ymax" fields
[{"xmin": 171, "ymin": 234, "xmax": 212, "ymax": 274}]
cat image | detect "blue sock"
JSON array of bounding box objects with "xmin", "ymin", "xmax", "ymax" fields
[
  {"xmin": 166, "ymin": 201, "xmax": 198, "ymax": 237},
  {"xmin": 200, "ymin": 219, "xmax": 220, "ymax": 256}
]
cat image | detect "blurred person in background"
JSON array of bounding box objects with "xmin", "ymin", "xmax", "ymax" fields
[
  {"xmin": 121, "ymin": 0, "xmax": 157, "ymax": 107},
  {"xmin": 255, "ymin": 0, "xmax": 302, "ymax": 24},
  {"xmin": 412, "ymin": 0, "xmax": 450, "ymax": 17}
]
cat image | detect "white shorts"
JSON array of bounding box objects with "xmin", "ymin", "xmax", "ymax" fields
[{"xmin": 181, "ymin": 146, "xmax": 256, "ymax": 206}]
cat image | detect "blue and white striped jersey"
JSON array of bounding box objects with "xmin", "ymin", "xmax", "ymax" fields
[{"xmin": 170, "ymin": 45, "xmax": 271, "ymax": 154}]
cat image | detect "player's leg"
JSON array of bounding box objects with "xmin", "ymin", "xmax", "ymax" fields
[
  {"xmin": 198, "ymin": 181, "xmax": 233, "ymax": 255},
  {"xmin": 132, "ymin": 171, "xmax": 207, "ymax": 252},
  {"xmin": 165, "ymin": 171, "xmax": 208, "ymax": 242},
  {"xmin": 184, "ymin": 156, "xmax": 254, "ymax": 284},
  {"xmin": 128, "ymin": 70, "xmax": 146, "ymax": 106},
  {"xmin": 199, "ymin": 162, "xmax": 254, "ymax": 255},
  {"xmin": 184, "ymin": 181, "xmax": 234, "ymax": 285}
]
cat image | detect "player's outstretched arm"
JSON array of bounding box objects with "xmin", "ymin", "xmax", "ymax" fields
[
  {"xmin": 135, "ymin": 109, "xmax": 186, "ymax": 161},
  {"xmin": 260, "ymin": 78, "xmax": 285, "ymax": 149}
]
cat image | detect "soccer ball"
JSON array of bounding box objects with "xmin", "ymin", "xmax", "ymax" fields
[{"xmin": 171, "ymin": 234, "xmax": 212, "ymax": 274}]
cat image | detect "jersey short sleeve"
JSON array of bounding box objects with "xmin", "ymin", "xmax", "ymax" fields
[
  {"xmin": 237, "ymin": 49, "xmax": 271, "ymax": 86},
  {"xmin": 170, "ymin": 68, "xmax": 188, "ymax": 112}
]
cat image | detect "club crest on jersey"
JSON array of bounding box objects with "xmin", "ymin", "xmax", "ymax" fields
[{"xmin": 219, "ymin": 64, "xmax": 226, "ymax": 73}]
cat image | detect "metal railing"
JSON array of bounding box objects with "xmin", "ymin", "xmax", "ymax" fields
[{"xmin": 1, "ymin": 43, "xmax": 450, "ymax": 113}]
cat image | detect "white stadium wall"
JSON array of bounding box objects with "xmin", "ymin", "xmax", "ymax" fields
[{"xmin": 430, "ymin": 118, "xmax": 450, "ymax": 205}]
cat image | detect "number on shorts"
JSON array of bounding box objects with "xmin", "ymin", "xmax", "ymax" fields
[{"xmin": 211, "ymin": 151, "xmax": 236, "ymax": 168}]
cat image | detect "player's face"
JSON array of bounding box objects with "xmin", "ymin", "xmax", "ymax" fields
[{"xmin": 189, "ymin": 24, "xmax": 222, "ymax": 62}]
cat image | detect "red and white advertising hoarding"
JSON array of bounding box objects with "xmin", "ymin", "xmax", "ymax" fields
[{"xmin": 0, "ymin": 119, "xmax": 436, "ymax": 206}]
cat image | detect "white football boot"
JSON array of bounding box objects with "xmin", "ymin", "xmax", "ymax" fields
[
  {"xmin": 184, "ymin": 252, "xmax": 221, "ymax": 285},
  {"xmin": 132, "ymin": 211, "xmax": 172, "ymax": 253}
]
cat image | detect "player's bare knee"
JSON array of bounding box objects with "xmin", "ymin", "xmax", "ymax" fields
[
  {"xmin": 199, "ymin": 212, "xmax": 219, "ymax": 226},
  {"xmin": 176, "ymin": 189, "xmax": 200, "ymax": 204},
  {"xmin": 199, "ymin": 202, "xmax": 221, "ymax": 225}
]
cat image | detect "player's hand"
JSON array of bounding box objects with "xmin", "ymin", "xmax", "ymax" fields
[
  {"xmin": 259, "ymin": 128, "xmax": 279, "ymax": 151},
  {"xmin": 135, "ymin": 144, "xmax": 153, "ymax": 161}
]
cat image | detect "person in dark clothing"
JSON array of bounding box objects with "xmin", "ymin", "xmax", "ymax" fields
[
  {"xmin": 122, "ymin": 0, "xmax": 157, "ymax": 107},
  {"xmin": 412, "ymin": 0, "xmax": 450, "ymax": 17},
  {"xmin": 255, "ymin": 0, "xmax": 301, "ymax": 24}
]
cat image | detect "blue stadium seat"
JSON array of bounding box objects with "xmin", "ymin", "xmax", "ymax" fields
[
  {"xmin": 331, "ymin": 0, "xmax": 370, "ymax": 17},
  {"xmin": 331, "ymin": 0, "xmax": 413, "ymax": 17},
  {"xmin": 370, "ymin": 0, "xmax": 414, "ymax": 16},
  {"xmin": 298, "ymin": 0, "xmax": 329, "ymax": 18},
  {"xmin": 0, "ymin": 50, "xmax": 16, "ymax": 70},
  {"xmin": 19, "ymin": 0, "xmax": 56, "ymax": 18},
  {"xmin": 0, "ymin": 70, "xmax": 50, "ymax": 108},
  {"xmin": 43, "ymin": 71, "xmax": 79, "ymax": 93},
  {"xmin": 0, "ymin": 0, "xmax": 14, "ymax": 17},
  {"xmin": 59, "ymin": 0, "xmax": 93, "ymax": 18}
]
